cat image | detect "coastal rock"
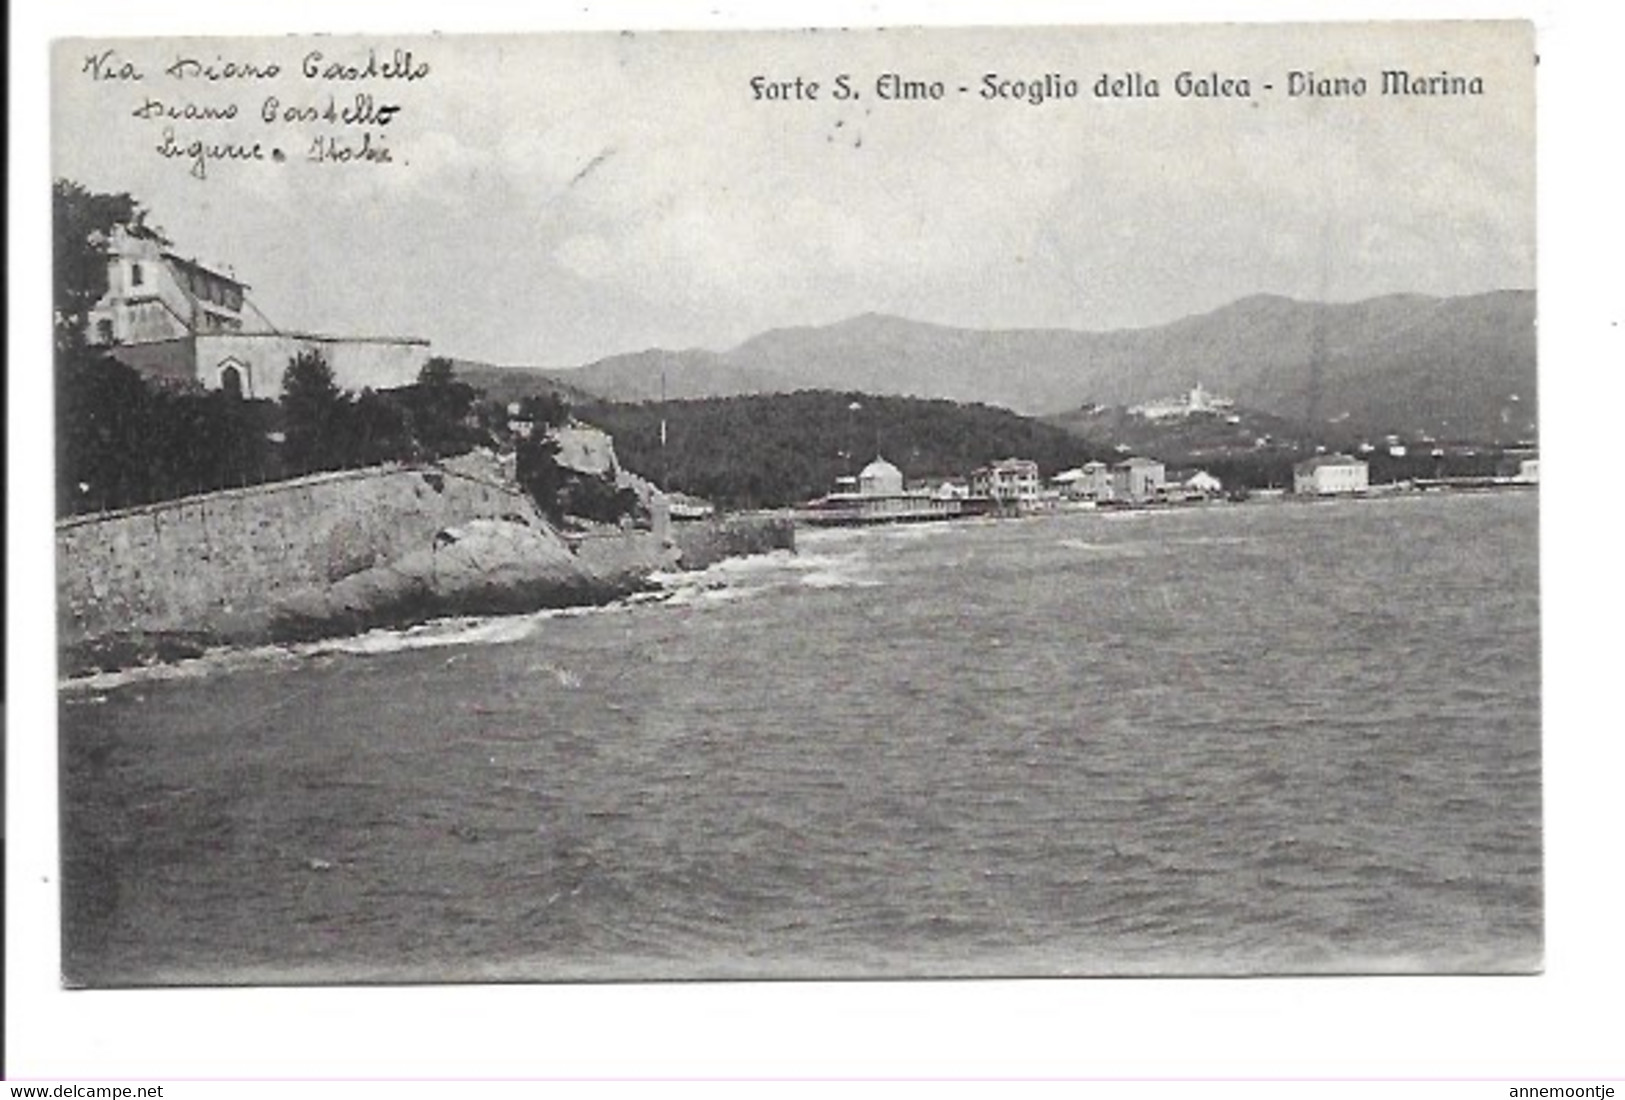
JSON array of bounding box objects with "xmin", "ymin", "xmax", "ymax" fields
[
  {"xmin": 672, "ymin": 515, "xmax": 796, "ymax": 569},
  {"xmin": 267, "ymin": 519, "xmax": 616, "ymax": 641},
  {"xmin": 571, "ymin": 529, "xmax": 682, "ymax": 588},
  {"xmin": 57, "ymin": 459, "xmax": 797, "ymax": 674},
  {"xmin": 62, "ymin": 630, "xmax": 215, "ymax": 676}
]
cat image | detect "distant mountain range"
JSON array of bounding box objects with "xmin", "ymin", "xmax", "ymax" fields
[
  {"xmin": 483, "ymin": 290, "xmax": 1537, "ymax": 442},
  {"xmin": 447, "ymin": 359, "xmax": 602, "ymax": 409}
]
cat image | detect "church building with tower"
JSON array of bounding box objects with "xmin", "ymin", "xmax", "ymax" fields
[{"xmin": 86, "ymin": 223, "xmax": 430, "ymax": 399}]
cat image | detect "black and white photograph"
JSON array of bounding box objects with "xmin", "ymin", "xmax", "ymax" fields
[{"xmin": 43, "ymin": 19, "xmax": 1546, "ymax": 991}]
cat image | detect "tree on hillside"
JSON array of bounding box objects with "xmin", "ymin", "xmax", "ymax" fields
[
  {"xmin": 53, "ymin": 181, "xmax": 180, "ymax": 513},
  {"xmin": 53, "ymin": 179, "xmax": 164, "ymax": 362},
  {"xmin": 519, "ymin": 391, "xmax": 572, "ymax": 433},
  {"xmin": 281, "ymin": 350, "xmax": 349, "ymax": 475},
  {"xmin": 57, "ymin": 354, "xmax": 157, "ymax": 513},
  {"xmin": 572, "ymin": 390, "xmax": 1113, "ymax": 509},
  {"xmin": 560, "ymin": 473, "xmax": 642, "ymax": 526},
  {"xmin": 516, "ymin": 433, "xmax": 568, "ymax": 524},
  {"xmin": 512, "ymin": 391, "xmax": 639, "ymax": 525},
  {"xmin": 407, "ymin": 356, "xmax": 479, "ymax": 458},
  {"xmin": 56, "ymin": 353, "xmax": 279, "ymax": 514},
  {"xmin": 350, "ymin": 388, "xmax": 416, "ymax": 467}
]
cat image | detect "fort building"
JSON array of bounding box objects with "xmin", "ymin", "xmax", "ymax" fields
[{"xmin": 86, "ymin": 224, "xmax": 429, "ymax": 400}]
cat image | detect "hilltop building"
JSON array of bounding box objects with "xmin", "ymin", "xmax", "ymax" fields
[
  {"xmin": 1293, "ymin": 454, "xmax": 1369, "ymax": 495},
  {"xmin": 1129, "ymin": 382, "xmax": 1235, "ymax": 421},
  {"xmin": 86, "ymin": 223, "xmax": 429, "ymax": 400}
]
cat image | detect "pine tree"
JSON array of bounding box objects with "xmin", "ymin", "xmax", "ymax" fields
[{"xmin": 281, "ymin": 350, "xmax": 347, "ymax": 475}]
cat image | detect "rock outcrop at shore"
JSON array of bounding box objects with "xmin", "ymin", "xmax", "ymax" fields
[
  {"xmin": 256, "ymin": 514, "xmax": 799, "ymax": 646},
  {"xmin": 265, "ymin": 518, "xmax": 654, "ymax": 643},
  {"xmin": 60, "ymin": 500, "xmax": 796, "ymax": 677},
  {"xmin": 58, "ymin": 447, "xmax": 798, "ymax": 677},
  {"xmin": 671, "ymin": 514, "xmax": 798, "ymax": 570}
]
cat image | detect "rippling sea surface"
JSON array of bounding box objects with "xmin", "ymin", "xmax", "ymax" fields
[{"xmin": 60, "ymin": 491, "xmax": 1541, "ymax": 984}]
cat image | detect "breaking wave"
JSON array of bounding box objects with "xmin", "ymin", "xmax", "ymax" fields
[
  {"xmin": 62, "ymin": 548, "xmax": 883, "ymax": 694},
  {"xmin": 652, "ymin": 547, "xmax": 881, "ymax": 605}
]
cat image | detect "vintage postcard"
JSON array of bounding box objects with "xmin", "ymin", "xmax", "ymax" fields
[{"xmin": 51, "ymin": 21, "xmax": 1538, "ymax": 987}]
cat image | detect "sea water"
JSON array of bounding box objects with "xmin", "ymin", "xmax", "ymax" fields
[{"xmin": 59, "ymin": 491, "xmax": 1541, "ymax": 984}]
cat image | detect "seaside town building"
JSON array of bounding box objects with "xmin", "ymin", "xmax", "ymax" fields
[
  {"xmin": 664, "ymin": 491, "xmax": 717, "ymax": 521},
  {"xmin": 1055, "ymin": 458, "xmax": 1182, "ymax": 503},
  {"xmin": 1050, "ymin": 467, "xmax": 1089, "ymax": 499},
  {"xmin": 1111, "ymin": 457, "xmax": 1167, "ymax": 502},
  {"xmin": 1167, "ymin": 469, "xmax": 1223, "ymax": 498},
  {"xmin": 1078, "ymin": 460, "xmax": 1114, "ymax": 500},
  {"xmin": 971, "ymin": 458, "xmax": 1041, "ymax": 505},
  {"xmin": 1496, "ymin": 450, "xmax": 1540, "ymax": 484},
  {"xmin": 802, "ymin": 455, "xmax": 975, "ymax": 525},
  {"xmin": 86, "ymin": 223, "xmax": 430, "ymax": 400},
  {"xmin": 505, "ymin": 402, "xmax": 537, "ymax": 439},
  {"xmin": 1293, "ymin": 454, "xmax": 1370, "ymax": 495},
  {"xmin": 858, "ymin": 456, "xmax": 906, "ymax": 496}
]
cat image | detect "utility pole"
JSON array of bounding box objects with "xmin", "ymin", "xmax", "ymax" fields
[{"xmin": 848, "ymin": 399, "xmax": 862, "ymax": 475}]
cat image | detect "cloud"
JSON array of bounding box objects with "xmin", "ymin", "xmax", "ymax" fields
[
  {"xmin": 50, "ymin": 25, "xmax": 1536, "ymax": 364},
  {"xmin": 538, "ymin": 88, "xmax": 1093, "ymax": 327}
]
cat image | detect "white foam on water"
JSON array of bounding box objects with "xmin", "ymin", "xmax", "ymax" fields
[
  {"xmin": 527, "ymin": 660, "xmax": 583, "ymax": 688},
  {"xmin": 654, "ymin": 546, "xmax": 881, "ymax": 603},
  {"xmin": 1055, "ymin": 538, "xmax": 1147, "ymax": 557},
  {"xmin": 311, "ymin": 614, "xmax": 545, "ymax": 655},
  {"xmin": 659, "ymin": 581, "xmax": 762, "ymax": 608},
  {"xmin": 61, "ymin": 547, "xmax": 886, "ymax": 692},
  {"xmin": 867, "ymin": 521, "xmax": 976, "ymax": 542},
  {"xmin": 61, "ymin": 644, "xmax": 305, "ymax": 694},
  {"xmin": 60, "ymin": 607, "xmax": 587, "ymax": 693},
  {"xmin": 798, "ymin": 563, "xmax": 882, "ymax": 589},
  {"xmin": 775, "ymin": 551, "xmax": 882, "ymax": 589},
  {"xmin": 1167, "ymin": 535, "xmax": 1252, "ymax": 547}
]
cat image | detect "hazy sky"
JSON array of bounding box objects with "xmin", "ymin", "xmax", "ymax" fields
[{"xmin": 53, "ymin": 21, "xmax": 1534, "ymax": 367}]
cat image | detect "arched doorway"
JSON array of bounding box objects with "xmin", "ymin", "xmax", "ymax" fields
[{"xmin": 216, "ymin": 358, "xmax": 250, "ymax": 398}]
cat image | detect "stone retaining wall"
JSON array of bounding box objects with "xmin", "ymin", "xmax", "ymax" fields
[
  {"xmin": 57, "ymin": 452, "xmax": 540, "ymax": 646},
  {"xmin": 57, "ymin": 455, "xmax": 796, "ymax": 674}
]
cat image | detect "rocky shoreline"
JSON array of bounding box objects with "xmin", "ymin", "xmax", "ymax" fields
[{"xmin": 60, "ymin": 511, "xmax": 795, "ymax": 679}]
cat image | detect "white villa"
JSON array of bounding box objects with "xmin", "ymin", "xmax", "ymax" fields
[
  {"xmin": 970, "ymin": 458, "xmax": 1041, "ymax": 504},
  {"xmin": 1293, "ymin": 454, "xmax": 1370, "ymax": 495}
]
